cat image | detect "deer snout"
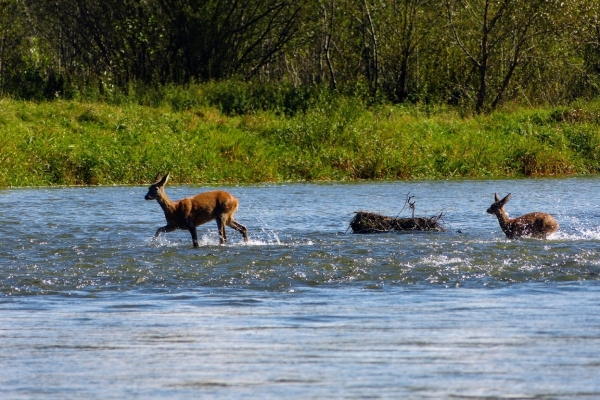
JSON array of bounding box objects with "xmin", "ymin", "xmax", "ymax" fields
[
  {"xmin": 486, "ymin": 207, "xmax": 494, "ymax": 214},
  {"xmin": 145, "ymin": 194, "xmax": 155, "ymax": 200}
]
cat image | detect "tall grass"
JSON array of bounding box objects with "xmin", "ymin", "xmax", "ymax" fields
[{"xmin": 1, "ymin": 85, "xmax": 599, "ymax": 187}]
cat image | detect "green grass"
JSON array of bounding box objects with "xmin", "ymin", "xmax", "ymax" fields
[{"xmin": 1, "ymin": 89, "xmax": 599, "ymax": 187}]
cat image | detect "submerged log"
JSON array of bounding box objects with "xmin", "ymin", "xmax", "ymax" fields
[{"xmin": 350, "ymin": 211, "xmax": 445, "ymax": 234}]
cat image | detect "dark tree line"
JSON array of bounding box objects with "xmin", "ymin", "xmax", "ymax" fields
[{"xmin": 1, "ymin": 0, "xmax": 599, "ymax": 112}]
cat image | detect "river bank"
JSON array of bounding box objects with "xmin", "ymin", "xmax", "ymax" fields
[{"xmin": 1, "ymin": 91, "xmax": 599, "ymax": 187}]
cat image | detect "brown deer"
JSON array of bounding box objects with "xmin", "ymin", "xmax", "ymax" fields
[
  {"xmin": 145, "ymin": 172, "xmax": 248, "ymax": 247},
  {"xmin": 486, "ymin": 193, "xmax": 558, "ymax": 239}
]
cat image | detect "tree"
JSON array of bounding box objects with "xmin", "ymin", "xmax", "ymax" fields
[
  {"xmin": 577, "ymin": 2, "xmax": 600, "ymax": 97},
  {"xmin": 445, "ymin": 0, "xmax": 565, "ymax": 113},
  {"xmin": 156, "ymin": 0, "xmax": 301, "ymax": 82},
  {"xmin": 0, "ymin": 0, "xmax": 37, "ymax": 96},
  {"xmin": 378, "ymin": 0, "xmax": 437, "ymax": 102},
  {"xmin": 25, "ymin": 0, "xmax": 301, "ymax": 88}
]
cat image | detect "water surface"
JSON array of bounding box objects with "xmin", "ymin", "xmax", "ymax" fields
[{"xmin": 1, "ymin": 178, "xmax": 599, "ymax": 398}]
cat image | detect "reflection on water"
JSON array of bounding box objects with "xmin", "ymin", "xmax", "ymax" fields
[{"xmin": 0, "ymin": 177, "xmax": 600, "ymax": 398}]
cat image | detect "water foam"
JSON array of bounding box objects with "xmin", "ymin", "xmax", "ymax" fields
[
  {"xmin": 553, "ymin": 226, "xmax": 600, "ymax": 241},
  {"xmin": 145, "ymin": 231, "xmax": 313, "ymax": 247}
]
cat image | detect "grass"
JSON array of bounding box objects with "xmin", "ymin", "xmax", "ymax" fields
[{"xmin": 0, "ymin": 86, "xmax": 599, "ymax": 187}]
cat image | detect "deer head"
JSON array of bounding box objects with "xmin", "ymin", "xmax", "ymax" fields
[
  {"xmin": 145, "ymin": 172, "xmax": 170, "ymax": 201},
  {"xmin": 486, "ymin": 193, "xmax": 510, "ymax": 216}
]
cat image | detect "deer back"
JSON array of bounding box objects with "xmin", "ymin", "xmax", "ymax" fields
[
  {"xmin": 179, "ymin": 190, "xmax": 239, "ymax": 225},
  {"xmin": 506, "ymin": 212, "xmax": 559, "ymax": 239}
]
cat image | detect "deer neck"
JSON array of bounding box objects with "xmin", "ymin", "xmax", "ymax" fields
[
  {"xmin": 494, "ymin": 208, "xmax": 513, "ymax": 234},
  {"xmin": 156, "ymin": 190, "xmax": 177, "ymax": 216}
]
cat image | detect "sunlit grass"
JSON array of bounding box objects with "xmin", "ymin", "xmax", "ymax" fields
[{"xmin": 1, "ymin": 90, "xmax": 599, "ymax": 187}]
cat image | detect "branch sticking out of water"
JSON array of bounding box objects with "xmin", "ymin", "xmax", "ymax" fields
[{"xmin": 350, "ymin": 193, "xmax": 446, "ymax": 233}]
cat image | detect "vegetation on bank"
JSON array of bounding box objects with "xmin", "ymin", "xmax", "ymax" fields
[
  {"xmin": 3, "ymin": 2, "xmax": 598, "ymax": 187},
  {"xmin": 1, "ymin": 86, "xmax": 599, "ymax": 187}
]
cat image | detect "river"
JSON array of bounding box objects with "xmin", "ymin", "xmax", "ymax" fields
[{"xmin": 1, "ymin": 178, "xmax": 599, "ymax": 398}]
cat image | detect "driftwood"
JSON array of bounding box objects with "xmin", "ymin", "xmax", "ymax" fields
[
  {"xmin": 349, "ymin": 193, "xmax": 446, "ymax": 234},
  {"xmin": 349, "ymin": 211, "xmax": 446, "ymax": 234}
]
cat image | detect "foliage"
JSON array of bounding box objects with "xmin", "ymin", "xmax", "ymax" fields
[
  {"xmin": 0, "ymin": 0, "xmax": 594, "ymax": 112},
  {"xmin": 1, "ymin": 91, "xmax": 599, "ymax": 187}
]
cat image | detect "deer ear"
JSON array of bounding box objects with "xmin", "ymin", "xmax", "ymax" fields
[
  {"xmin": 153, "ymin": 172, "xmax": 163, "ymax": 183},
  {"xmin": 500, "ymin": 193, "xmax": 511, "ymax": 205},
  {"xmin": 161, "ymin": 172, "xmax": 170, "ymax": 186},
  {"xmin": 494, "ymin": 193, "xmax": 500, "ymax": 202}
]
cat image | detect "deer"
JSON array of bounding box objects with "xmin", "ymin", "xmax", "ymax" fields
[
  {"xmin": 486, "ymin": 193, "xmax": 558, "ymax": 239},
  {"xmin": 145, "ymin": 172, "xmax": 248, "ymax": 247}
]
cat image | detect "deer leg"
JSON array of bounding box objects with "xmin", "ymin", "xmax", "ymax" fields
[
  {"xmin": 216, "ymin": 217, "xmax": 227, "ymax": 244},
  {"xmin": 151, "ymin": 225, "xmax": 176, "ymax": 245},
  {"xmin": 188, "ymin": 226, "xmax": 199, "ymax": 248},
  {"xmin": 227, "ymin": 220, "xmax": 248, "ymax": 242}
]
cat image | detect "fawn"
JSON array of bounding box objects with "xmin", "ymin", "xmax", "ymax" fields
[
  {"xmin": 486, "ymin": 193, "xmax": 558, "ymax": 239},
  {"xmin": 145, "ymin": 172, "xmax": 248, "ymax": 247}
]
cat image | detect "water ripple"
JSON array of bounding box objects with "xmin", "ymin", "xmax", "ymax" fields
[{"xmin": 2, "ymin": 179, "xmax": 600, "ymax": 296}]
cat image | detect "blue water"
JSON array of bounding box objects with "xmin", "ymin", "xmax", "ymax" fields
[{"xmin": 1, "ymin": 178, "xmax": 599, "ymax": 398}]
